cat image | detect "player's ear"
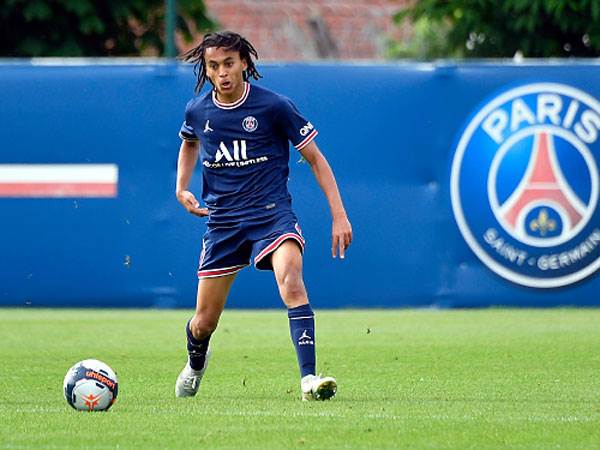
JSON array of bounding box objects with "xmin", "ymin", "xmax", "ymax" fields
[{"xmin": 241, "ymin": 57, "xmax": 249, "ymax": 80}]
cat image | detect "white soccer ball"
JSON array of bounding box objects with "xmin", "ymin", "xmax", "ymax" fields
[{"xmin": 63, "ymin": 359, "xmax": 119, "ymax": 411}]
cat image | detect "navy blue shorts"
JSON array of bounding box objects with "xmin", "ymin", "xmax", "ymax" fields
[{"xmin": 197, "ymin": 211, "xmax": 305, "ymax": 279}]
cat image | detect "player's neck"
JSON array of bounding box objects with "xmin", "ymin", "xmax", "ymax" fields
[{"xmin": 215, "ymin": 82, "xmax": 246, "ymax": 105}]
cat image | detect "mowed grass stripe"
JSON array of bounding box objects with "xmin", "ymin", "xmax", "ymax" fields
[{"xmin": 1, "ymin": 309, "xmax": 599, "ymax": 449}]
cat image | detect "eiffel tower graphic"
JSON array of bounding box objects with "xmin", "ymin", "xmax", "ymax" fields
[{"xmin": 499, "ymin": 132, "xmax": 586, "ymax": 239}]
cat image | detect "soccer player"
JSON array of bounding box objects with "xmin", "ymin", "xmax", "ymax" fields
[{"xmin": 174, "ymin": 31, "xmax": 352, "ymax": 401}]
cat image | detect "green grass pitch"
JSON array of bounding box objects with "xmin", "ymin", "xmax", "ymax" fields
[{"xmin": 1, "ymin": 308, "xmax": 600, "ymax": 449}]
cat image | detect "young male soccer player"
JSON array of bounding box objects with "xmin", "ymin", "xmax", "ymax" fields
[{"xmin": 174, "ymin": 31, "xmax": 352, "ymax": 401}]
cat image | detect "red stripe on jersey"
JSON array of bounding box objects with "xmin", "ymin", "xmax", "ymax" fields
[
  {"xmin": 212, "ymin": 82, "xmax": 251, "ymax": 110},
  {"xmin": 295, "ymin": 129, "xmax": 319, "ymax": 150}
]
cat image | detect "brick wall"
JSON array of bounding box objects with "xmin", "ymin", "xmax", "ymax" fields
[{"xmin": 181, "ymin": 0, "xmax": 410, "ymax": 60}]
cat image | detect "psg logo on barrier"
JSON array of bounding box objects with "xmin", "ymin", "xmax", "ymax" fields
[{"xmin": 451, "ymin": 83, "xmax": 600, "ymax": 288}]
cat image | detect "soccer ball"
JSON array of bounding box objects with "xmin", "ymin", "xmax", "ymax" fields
[{"xmin": 63, "ymin": 359, "xmax": 119, "ymax": 411}]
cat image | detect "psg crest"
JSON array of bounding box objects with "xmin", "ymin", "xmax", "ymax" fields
[
  {"xmin": 242, "ymin": 115, "xmax": 258, "ymax": 132},
  {"xmin": 451, "ymin": 83, "xmax": 600, "ymax": 288}
]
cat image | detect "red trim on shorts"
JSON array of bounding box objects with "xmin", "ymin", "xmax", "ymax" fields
[
  {"xmin": 254, "ymin": 233, "xmax": 305, "ymax": 266},
  {"xmin": 197, "ymin": 264, "xmax": 247, "ymax": 279}
]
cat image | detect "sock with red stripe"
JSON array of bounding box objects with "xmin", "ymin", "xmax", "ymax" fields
[
  {"xmin": 186, "ymin": 320, "xmax": 211, "ymax": 371},
  {"xmin": 288, "ymin": 303, "xmax": 316, "ymax": 377}
]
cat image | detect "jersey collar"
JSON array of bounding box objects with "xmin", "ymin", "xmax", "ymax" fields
[{"xmin": 212, "ymin": 82, "xmax": 250, "ymax": 110}]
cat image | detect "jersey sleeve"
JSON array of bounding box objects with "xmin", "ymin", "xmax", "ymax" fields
[
  {"xmin": 275, "ymin": 96, "xmax": 318, "ymax": 151},
  {"xmin": 178, "ymin": 100, "xmax": 199, "ymax": 141}
]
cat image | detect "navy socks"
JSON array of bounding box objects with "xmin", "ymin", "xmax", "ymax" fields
[
  {"xmin": 288, "ymin": 303, "xmax": 316, "ymax": 378},
  {"xmin": 186, "ymin": 320, "xmax": 211, "ymax": 371},
  {"xmin": 187, "ymin": 306, "xmax": 316, "ymax": 377}
]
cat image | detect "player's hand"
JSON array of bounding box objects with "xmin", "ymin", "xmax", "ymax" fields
[
  {"xmin": 176, "ymin": 190, "xmax": 209, "ymax": 217},
  {"xmin": 332, "ymin": 213, "xmax": 352, "ymax": 259}
]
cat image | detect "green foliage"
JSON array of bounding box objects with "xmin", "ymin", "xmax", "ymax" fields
[
  {"xmin": 391, "ymin": 0, "xmax": 600, "ymax": 58},
  {"xmin": 0, "ymin": 0, "xmax": 215, "ymax": 57},
  {"xmin": 386, "ymin": 17, "xmax": 459, "ymax": 59}
]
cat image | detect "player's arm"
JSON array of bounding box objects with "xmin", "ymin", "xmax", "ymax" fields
[
  {"xmin": 300, "ymin": 141, "xmax": 353, "ymax": 259},
  {"xmin": 176, "ymin": 140, "xmax": 209, "ymax": 217}
]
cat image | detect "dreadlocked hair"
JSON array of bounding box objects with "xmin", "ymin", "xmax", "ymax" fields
[{"xmin": 180, "ymin": 31, "xmax": 262, "ymax": 94}]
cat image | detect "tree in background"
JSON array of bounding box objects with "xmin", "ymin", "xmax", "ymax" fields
[
  {"xmin": 0, "ymin": 0, "xmax": 214, "ymax": 56},
  {"xmin": 390, "ymin": 0, "xmax": 600, "ymax": 58}
]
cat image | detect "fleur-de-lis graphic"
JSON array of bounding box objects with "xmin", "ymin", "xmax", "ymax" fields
[
  {"xmin": 530, "ymin": 208, "xmax": 557, "ymax": 236},
  {"xmin": 501, "ymin": 133, "xmax": 585, "ymax": 236}
]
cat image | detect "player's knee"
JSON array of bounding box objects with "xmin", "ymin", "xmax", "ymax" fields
[
  {"xmin": 277, "ymin": 269, "xmax": 306, "ymax": 302},
  {"xmin": 190, "ymin": 315, "xmax": 218, "ymax": 339}
]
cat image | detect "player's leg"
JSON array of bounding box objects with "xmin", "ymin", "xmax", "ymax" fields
[
  {"xmin": 271, "ymin": 239, "xmax": 308, "ymax": 306},
  {"xmin": 176, "ymin": 274, "xmax": 237, "ymax": 397},
  {"xmin": 270, "ymin": 240, "xmax": 337, "ymax": 401},
  {"xmin": 188, "ymin": 273, "xmax": 237, "ymax": 367},
  {"xmin": 176, "ymin": 222, "xmax": 251, "ymax": 397},
  {"xmin": 271, "ymin": 240, "xmax": 313, "ymax": 377}
]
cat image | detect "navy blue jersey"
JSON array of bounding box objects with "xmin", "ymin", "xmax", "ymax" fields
[{"xmin": 179, "ymin": 82, "xmax": 318, "ymax": 223}]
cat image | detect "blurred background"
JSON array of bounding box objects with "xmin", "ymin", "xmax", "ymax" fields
[
  {"xmin": 3, "ymin": 0, "xmax": 599, "ymax": 59},
  {"xmin": 1, "ymin": 0, "xmax": 600, "ymax": 308}
]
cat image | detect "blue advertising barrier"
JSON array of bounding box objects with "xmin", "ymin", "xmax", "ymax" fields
[{"xmin": 1, "ymin": 60, "xmax": 600, "ymax": 308}]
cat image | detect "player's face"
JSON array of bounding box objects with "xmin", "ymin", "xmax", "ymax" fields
[{"xmin": 204, "ymin": 47, "xmax": 248, "ymax": 102}]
